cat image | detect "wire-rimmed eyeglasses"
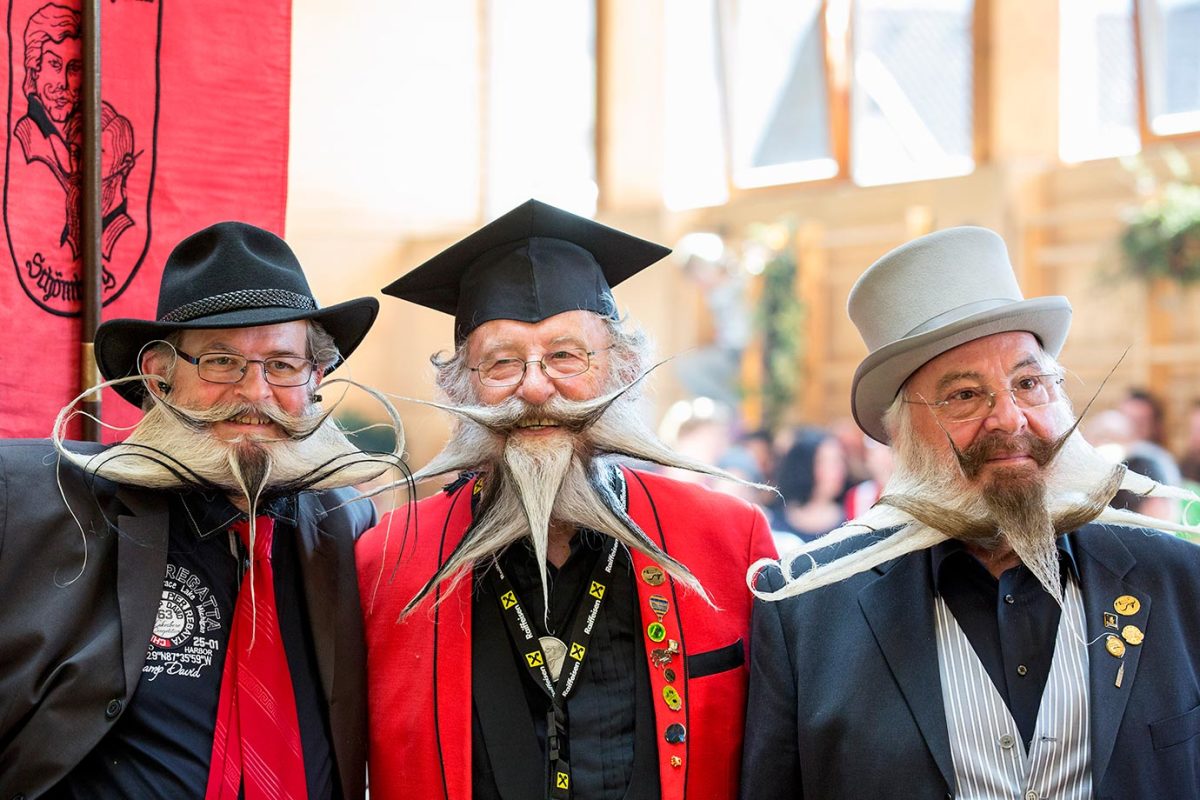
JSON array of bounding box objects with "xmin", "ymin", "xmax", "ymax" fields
[
  {"xmin": 176, "ymin": 349, "xmax": 316, "ymax": 387},
  {"xmin": 903, "ymin": 373, "xmax": 1065, "ymax": 423},
  {"xmin": 469, "ymin": 347, "xmax": 610, "ymax": 388}
]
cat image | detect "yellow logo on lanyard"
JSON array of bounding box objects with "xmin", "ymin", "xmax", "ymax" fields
[
  {"xmin": 589, "ymin": 581, "xmax": 606, "ymax": 600},
  {"xmin": 526, "ymin": 651, "xmax": 545, "ymax": 668},
  {"xmin": 556, "ymin": 772, "xmax": 570, "ymax": 789}
]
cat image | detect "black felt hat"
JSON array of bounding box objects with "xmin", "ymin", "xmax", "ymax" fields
[
  {"xmin": 382, "ymin": 199, "xmax": 670, "ymax": 342},
  {"xmin": 95, "ymin": 221, "xmax": 379, "ymax": 406}
]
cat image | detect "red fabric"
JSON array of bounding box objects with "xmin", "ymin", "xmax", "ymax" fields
[
  {"xmin": 0, "ymin": 0, "xmax": 291, "ymax": 439},
  {"xmin": 206, "ymin": 516, "xmax": 308, "ymax": 800},
  {"xmin": 356, "ymin": 468, "xmax": 778, "ymax": 800}
]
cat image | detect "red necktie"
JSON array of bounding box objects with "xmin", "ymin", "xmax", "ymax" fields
[{"xmin": 205, "ymin": 516, "xmax": 309, "ymax": 800}]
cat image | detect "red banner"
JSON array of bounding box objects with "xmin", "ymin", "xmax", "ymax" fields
[{"xmin": 0, "ymin": 0, "xmax": 291, "ymax": 439}]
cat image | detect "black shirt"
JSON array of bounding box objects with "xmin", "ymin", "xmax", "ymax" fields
[
  {"xmin": 48, "ymin": 492, "xmax": 337, "ymax": 799},
  {"xmin": 931, "ymin": 537, "xmax": 1079, "ymax": 751},
  {"xmin": 472, "ymin": 530, "xmax": 659, "ymax": 800}
]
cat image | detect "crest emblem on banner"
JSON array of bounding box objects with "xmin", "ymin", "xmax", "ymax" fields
[{"xmin": 3, "ymin": 0, "xmax": 159, "ymax": 317}]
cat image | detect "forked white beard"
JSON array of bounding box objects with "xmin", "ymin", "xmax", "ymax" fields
[{"xmin": 400, "ymin": 387, "xmax": 749, "ymax": 614}]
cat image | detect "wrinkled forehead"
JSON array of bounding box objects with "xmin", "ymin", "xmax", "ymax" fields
[
  {"xmin": 906, "ymin": 330, "xmax": 1050, "ymax": 392},
  {"xmin": 464, "ymin": 309, "xmax": 611, "ymax": 359}
]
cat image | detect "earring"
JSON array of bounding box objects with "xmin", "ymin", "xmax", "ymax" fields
[{"xmin": 157, "ymin": 381, "xmax": 171, "ymax": 394}]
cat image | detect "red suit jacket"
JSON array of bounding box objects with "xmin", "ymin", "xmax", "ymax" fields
[{"xmin": 357, "ymin": 467, "xmax": 776, "ymax": 799}]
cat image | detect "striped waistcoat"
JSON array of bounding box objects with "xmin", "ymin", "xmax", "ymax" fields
[{"xmin": 935, "ymin": 578, "xmax": 1093, "ymax": 800}]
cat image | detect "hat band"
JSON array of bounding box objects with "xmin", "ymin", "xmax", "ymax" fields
[
  {"xmin": 159, "ymin": 289, "xmax": 317, "ymax": 323},
  {"xmin": 898, "ymin": 297, "xmax": 1022, "ymax": 341}
]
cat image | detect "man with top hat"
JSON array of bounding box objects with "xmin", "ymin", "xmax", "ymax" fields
[
  {"xmin": 356, "ymin": 199, "xmax": 776, "ymax": 799},
  {"xmin": 0, "ymin": 221, "xmax": 398, "ymax": 799},
  {"xmin": 741, "ymin": 227, "xmax": 1200, "ymax": 799}
]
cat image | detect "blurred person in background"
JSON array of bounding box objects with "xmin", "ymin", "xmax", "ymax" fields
[
  {"xmin": 769, "ymin": 428, "xmax": 848, "ymax": 550},
  {"xmin": 843, "ymin": 433, "xmax": 895, "ymax": 520}
]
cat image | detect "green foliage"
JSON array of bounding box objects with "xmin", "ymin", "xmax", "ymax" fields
[
  {"xmin": 754, "ymin": 247, "xmax": 805, "ymax": 431},
  {"xmin": 1120, "ymin": 181, "xmax": 1200, "ymax": 283}
]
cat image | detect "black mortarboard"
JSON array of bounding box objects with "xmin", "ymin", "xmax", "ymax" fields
[{"xmin": 382, "ymin": 199, "xmax": 671, "ymax": 342}]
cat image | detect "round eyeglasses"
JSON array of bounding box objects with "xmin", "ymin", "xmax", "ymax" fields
[
  {"xmin": 904, "ymin": 373, "xmax": 1065, "ymax": 423},
  {"xmin": 469, "ymin": 347, "xmax": 608, "ymax": 388},
  {"xmin": 176, "ymin": 349, "xmax": 316, "ymax": 387}
]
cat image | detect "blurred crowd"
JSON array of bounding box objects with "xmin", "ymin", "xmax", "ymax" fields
[{"xmin": 653, "ymin": 387, "xmax": 1200, "ymax": 557}]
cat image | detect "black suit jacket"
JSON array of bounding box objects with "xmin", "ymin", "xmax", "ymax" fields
[
  {"xmin": 0, "ymin": 439, "xmax": 374, "ymax": 800},
  {"xmin": 741, "ymin": 524, "xmax": 1200, "ymax": 799}
]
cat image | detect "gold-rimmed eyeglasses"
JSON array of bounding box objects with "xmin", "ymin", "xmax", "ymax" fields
[
  {"xmin": 469, "ymin": 347, "xmax": 610, "ymax": 387},
  {"xmin": 904, "ymin": 373, "xmax": 1065, "ymax": 423}
]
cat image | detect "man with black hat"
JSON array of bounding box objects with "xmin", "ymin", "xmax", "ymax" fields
[
  {"xmin": 0, "ymin": 221, "xmax": 395, "ymax": 799},
  {"xmin": 356, "ymin": 200, "xmax": 775, "ymax": 799},
  {"xmin": 741, "ymin": 228, "xmax": 1200, "ymax": 799}
]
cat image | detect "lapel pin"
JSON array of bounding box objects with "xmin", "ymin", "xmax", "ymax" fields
[
  {"xmin": 1103, "ymin": 612, "xmax": 1118, "ymax": 630},
  {"xmin": 1113, "ymin": 595, "xmax": 1141, "ymax": 615},
  {"xmin": 641, "ymin": 565, "xmax": 665, "ymax": 586},
  {"xmin": 1105, "ymin": 635, "xmax": 1126, "ymax": 659},
  {"xmin": 1121, "ymin": 624, "xmax": 1144, "ymax": 646}
]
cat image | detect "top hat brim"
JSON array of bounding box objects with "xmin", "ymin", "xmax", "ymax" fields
[
  {"xmin": 851, "ymin": 296, "xmax": 1072, "ymax": 444},
  {"xmin": 95, "ymin": 296, "xmax": 379, "ymax": 406}
]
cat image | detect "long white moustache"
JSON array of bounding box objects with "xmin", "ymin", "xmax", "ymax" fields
[
  {"xmin": 52, "ymin": 374, "xmax": 407, "ymax": 497},
  {"xmin": 749, "ymin": 428, "xmax": 1200, "ymax": 602}
]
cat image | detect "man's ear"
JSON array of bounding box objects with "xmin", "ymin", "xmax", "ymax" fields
[{"xmin": 140, "ymin": 349, "xmax": 172, "ymax": 398}]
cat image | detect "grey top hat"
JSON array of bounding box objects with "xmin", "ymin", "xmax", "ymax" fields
[
  {"xmin": 95, "ymin": 221, "xmax": 379, "ymax": 407},
  {"xmin": 848, "ymin": 226, "xmax": 1072, "ymax": 443}
]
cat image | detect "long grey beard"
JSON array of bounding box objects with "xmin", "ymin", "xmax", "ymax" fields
[
  {"xmin": 751, "ymin": 421, "xmax": 1200, "ymax": 603},
  {"xmin": 395, "ymin": 381, "xmax": 764, "ymax": 615},
  {"xmin": 53, "ymin": 378, "xmax": 405, "ymax": 514}
]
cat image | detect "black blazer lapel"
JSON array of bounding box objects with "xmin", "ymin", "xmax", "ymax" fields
[
  {"xmin": 857, "ymin": 553, "xmax": 955, "ymax": 791},
  {"xmin": 114, "ymin": 486, "xmax": 170, "ymax": 698},
  {"xmin": 1070, "ymin": 526, "xmax": 1150, "ymax": 791},
  {"xmin": 295, "ymin": 493, "xmax": 338, "ymax": 706}
]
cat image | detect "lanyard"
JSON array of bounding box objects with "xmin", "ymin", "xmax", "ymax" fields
[{"xmin": 489, "ymin": 536, "xmax": 620, "ymax": 800}]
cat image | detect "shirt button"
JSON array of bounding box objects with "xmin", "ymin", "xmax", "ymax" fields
[
  {"xmin": 1024, "ymin": 791, "xmax": 1040, "ymax": 800},
  {"xmin": 104, "ymin": 698, "xmax": 124, "ymax": 719},
  {"xmin": 1004, "ymin": 594, "xmax": 1016, "ymax": 604},
  {"xmin": 999, "ymin": 733, "xmax": 1016, "ymax": 749},
  {"xmin": 1017, "ymin": 664, "xmax": 1028, "ymax": 676}
]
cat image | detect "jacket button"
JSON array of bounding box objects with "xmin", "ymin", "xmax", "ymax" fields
[{"xmin": 105, "ymin": 698, "xmax": 124, "ymax": 719}]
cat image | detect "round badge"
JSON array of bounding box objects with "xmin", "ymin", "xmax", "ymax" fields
[
  {"xmin": 663, "ymin": 667, "xmax": 676, "ymax": 683},
  {"xmin": 641, "ymin": 565, "xmax": 665, "ymax": 586},
  {"xmin": 664, "ymin": 722, "xmax": 687, "ymax": 744},
  {"xmin": 1113, "ymin": 595, "xmax": 1141, "ymax": 615},
  {"xmin": 662, "ymin": 685, "xmax": 682, "ymax": 711},
  {"xmin": 1121, "ymin": 624, "xmax": 1144, "ymax": 646},
  {"xmin": 647, "ymin": 621, "xmax": 667, "ymax": 643},
  {"xmin": 1105, "ymin": 635, "xmax": 1126, "ymax": 658}
]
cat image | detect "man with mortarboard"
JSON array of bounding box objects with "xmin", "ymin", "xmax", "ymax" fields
[
  {"xmin": 741, "ymin": 228, "xmax": 1200, "ymax": 799},
  {"xmin": 0, "ymin": 222, "xmax": 402, "ymax": 799},
  {"xmin": 357, "ymin": 200, "xmax": 776, "ymax": 799}
]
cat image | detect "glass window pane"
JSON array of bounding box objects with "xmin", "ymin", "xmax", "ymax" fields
[
  {"xmin": 1140, "ymin": 0, "xmax": 1200, "ymax": 136},
  {"xmin": 290, "ymin": 0, "xmax": 480, "ymax": 232},
  {"xmin": 1060, "ymin": 0, "xmax": 1139, "ymax": 163},
  {"xmin": 851, "ymin": 0, "xmax": 974, "ymax": 186},
  {"xmin": 728, "ymin": 0, "xmax": 836, "ymax": 188},
  {"xmin": 663, "ymin": 0, "xmax": 728, "ymax": 210},
  {"xmin": 486, "ymin": 0, "xmax": 597, "ymax": 217}
]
